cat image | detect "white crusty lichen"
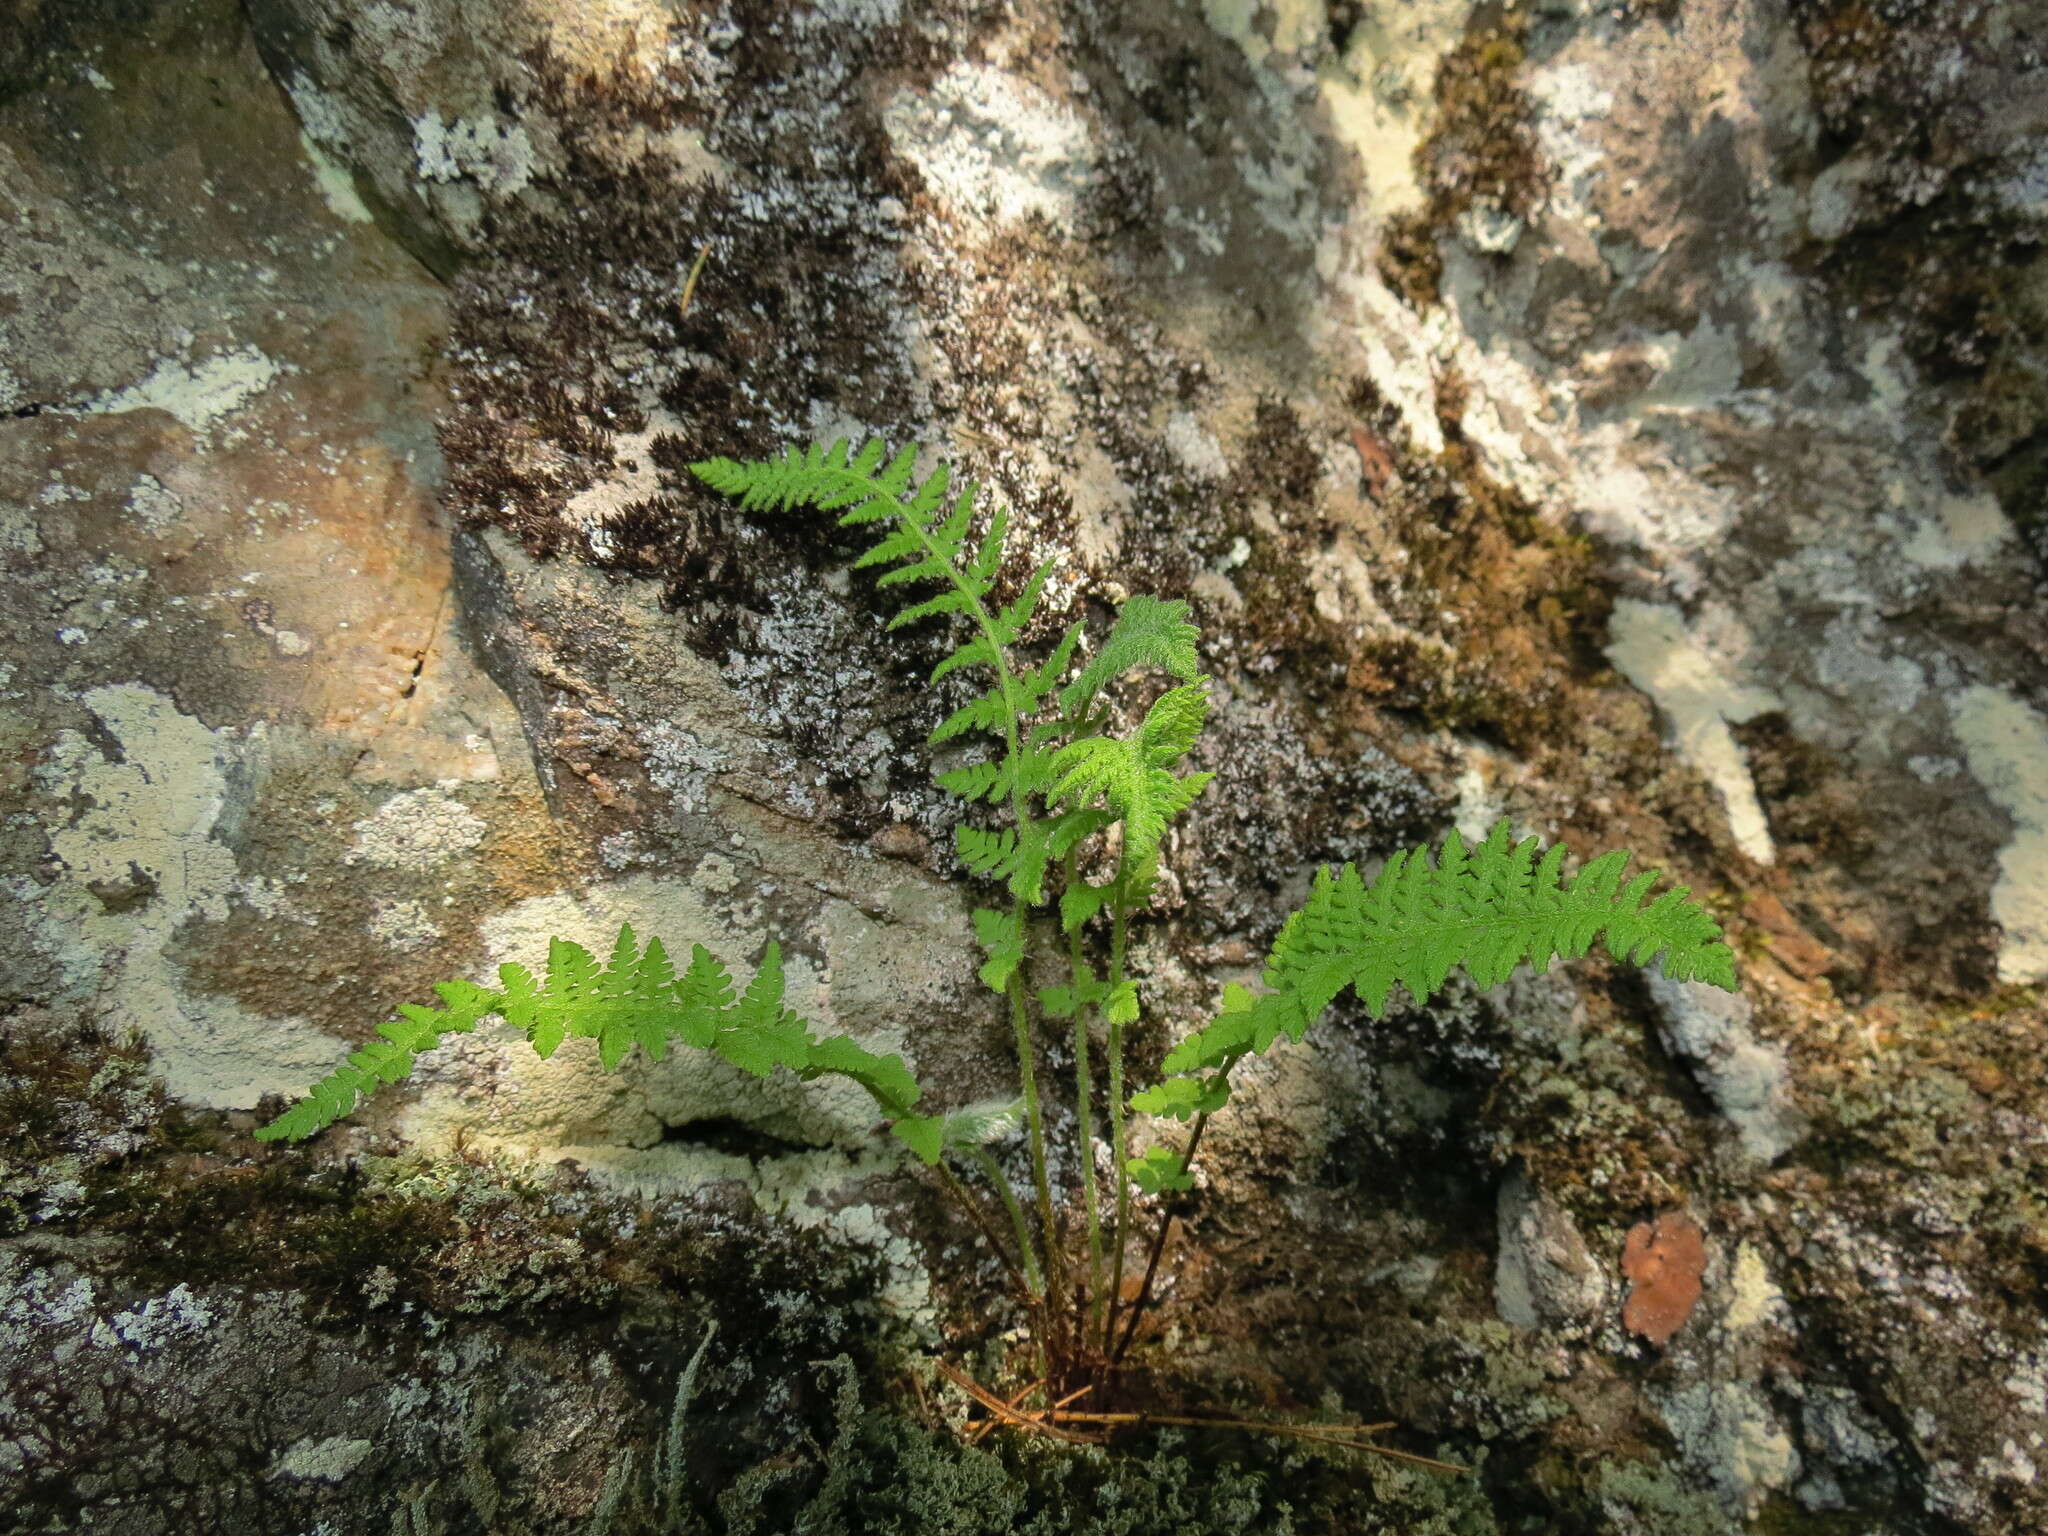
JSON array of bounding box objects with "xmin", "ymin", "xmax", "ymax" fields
[
  {"xmin": 1949, "ymin": 685, "xmax": 2048, "ymax": 984},
  {"xmin": 31, "ymin": 685, "xmax": 344, "ymax": 1108},
  {"xmin": 86, "ymin": 347, "xmax": 283, "ymax": 435},
  {"xmin": 1604, "ymin": 599, "xmax": 1782, "ymax": 866},
  {"xmin": 348, "ymin": 786, "xmax": 489, "ymax": 871},
  {"xmin": 413, "ymin": 109, "xmax": 535, "ymax": 196}
]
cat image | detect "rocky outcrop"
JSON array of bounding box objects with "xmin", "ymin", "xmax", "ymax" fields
[{"xmin": 4, "ymin": 0, "xmax": 2044, "ymax": 1531}]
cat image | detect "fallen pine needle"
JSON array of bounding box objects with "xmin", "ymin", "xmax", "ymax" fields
[
  {"xmin": 935, "ymin": 1361, "xmax": 1101, "ymax": 1446},
  {"xmin": 936, "ymin": 1366, "xmax": 1467, "ymax": 1474},
  {"xmin": 967, "ymin": 1381, "xmax": 1090, "ymax": 1446},
  {"xmin": 675, "ymin": 244, "xmax": 711, "ymax": 319}
]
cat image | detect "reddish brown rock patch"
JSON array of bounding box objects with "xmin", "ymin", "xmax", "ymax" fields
[{"xmin": 1621, "ymin": 1211, "xmax": 1706, "ymax": 1346}]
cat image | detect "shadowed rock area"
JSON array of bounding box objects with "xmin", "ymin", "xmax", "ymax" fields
[{"xmin": 3, "ymin": 0, "xmax": 2044, "ymax": 1531}]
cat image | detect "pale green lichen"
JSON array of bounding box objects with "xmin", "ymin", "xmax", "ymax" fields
[{"xmin": 30, "ymin": 684, "xmax": 342, "ymax": 1108}]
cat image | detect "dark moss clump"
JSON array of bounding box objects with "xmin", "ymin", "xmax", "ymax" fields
[
  {"xmin": 0, "ymin": 1010, "xmax": 164, "ymax": 1234},
  {"xmin": 1347, "ymin": 372, "xmax": 1613, "ymax": 753},
  {"xmin": 0, "ymin": 0, "xmax": 156, "ymax": 104},
  {"xmin": 50, "ymin": 1080, "xmax": 880, "ymax": 1339},
  {"xmin": 609, "ymin": 1352, "xmax": 1503, "ymax": 1536},
  {"xmin": 1734, "ymin": 710, "xmax": 2007, "ymax": 998},
  {"xmin": 1414, "ymin": 19, "xmax": 1548, "ymax": 227},
  {"xmin": 1379, "ymin": 10, "xmax": 1550, "ymax": 310},
  {"xmin": 1787, "ymin": 983, "xmax": 2048, "ymax": 1288},
  {"xmin": 1786, "ymin": 0, "xmax": 2048, "ymax": 578},
  {"xmin": 440, "ymin": 29, "xmax": 929, "ymax": 575},
  {"xmin": 435, "ymin": 20, "xmax": 1018, "ymax": 841},
  {"xmin": 84, "ymin": 1143, "xmax": 590, "ymax": 1318},
  {"xmin": 1376, "ymin": 209, "xmax": 1446, "ymax": 311}
]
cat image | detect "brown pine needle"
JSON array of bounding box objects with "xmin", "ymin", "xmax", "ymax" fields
[
  {"xmin": 675, "ymin": 244, "xmax": 711, "ymax": 319},
  {"xmin": 1045, "ymin": 1411, "xmax": 1398, "ymax": 1436},
  {"xmin": 935, "ymin": 1361, "xmax": 1102, "ymax": 1446},
  {"xmin": 942, "ymin": 1379, "xmax": 1467, "ymax": 1476},
  {"xmin": 964, "ymin": 1378, "xmax": 1055, "ymax": 1445},
  {"xmin": 966, "ymin": 1381, "xmax": 1094, "ymax": 1445}
]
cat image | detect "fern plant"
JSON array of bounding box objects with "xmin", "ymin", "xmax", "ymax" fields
[{"xmin": 258, "ymin": 434, "xmax": 1739, "ymax": 1410}]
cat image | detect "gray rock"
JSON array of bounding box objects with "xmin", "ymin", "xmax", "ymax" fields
[{"xmin": 1495, "ymin": 1168, "xmax": 1607, "ymax": 1332}]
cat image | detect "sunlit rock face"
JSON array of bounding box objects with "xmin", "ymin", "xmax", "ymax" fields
[{"xmin": 4, "ymin": 0, "xmax": 2045, "ymax": 1529}]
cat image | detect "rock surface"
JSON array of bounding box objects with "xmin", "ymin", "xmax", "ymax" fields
[{"xmin": 4, "ymin": 0, "xmax": 2045, "ymax": 1531}]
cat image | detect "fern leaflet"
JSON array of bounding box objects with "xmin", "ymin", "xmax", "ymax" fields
[
  {"xmin": 1058, "ymin": 595, "xmax": 1200, "ymax": 714},
  {"xmin": 257, "ymin": 926, "xmax": 934, "ymax": 1159},
  {"xmin": 1155, "ymin": 820, "xmax": 1739, "ymax": 1089},
  {"xmin": 1048, "ymin": 679, "xmax": 1214, "ymax": 865},
  {"xmin": 691, "ymin": 439, "xmax": 1046, "ymax": 758}
]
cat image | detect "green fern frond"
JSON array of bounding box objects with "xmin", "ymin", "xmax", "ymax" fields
[
  {"xmin": 1044, "ymin": 675, "xmax": 1214, "ymax": 866},
  {"xmin": 1156, "ymin": 821, "xmax": 1738, "ymax": 1085},
  {"xmin": 256, "ymin": 925, "xmax": 937, "ymax": 1160},
  {"xmin": 1059, "ymin": 879, "xmax": 1109, "ymax": 935},
  {"xmin": 990, "ymin": 560, "xmax": 1054, "ymax": 647},
  {"xmin": 1135, "ymin": 680, "xmax": 1209, "ymax": 766},
  {"xmin": 935, "ymin": 747, "xmax": 1059, "ymax": 805},
  {"xmin": 1046, "ymin": 676, "xmax": 1214, "ymax": 864},
  {"xmin": 972, "ymin": 906, "xmax": 1027, "ymax": 993},
  {"xmin": 1021, "ymin": 624, "xmax": 1086, "ymax": 724},
  {"xmin": 956, "ymin": 819, "xmax": 1057, "ymax": 904},
  {"xmin": 930, "ymin": 683, "xmax": 1022, "ymax": 746},
  {"xmin": 1059, "ymin": 595, "xmax": 1200, "ymax": 714},
  {"xmin": 1126, "ymin": 1143, "xmax": 1196, "ymax": 1194},
  {"xmin": 691, "ymin": 440, "xmax": 1035, "ymax": 756}
]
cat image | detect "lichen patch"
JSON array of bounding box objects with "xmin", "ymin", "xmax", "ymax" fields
[
  {"xmin": 348, "ymin": 786, "xmax": 490, "ymax": 871},
  {"xmin": 1604, "ymin": 599, "xmax": 1780, "ymax": 865},
  {"xmin": 33, "ymin": 684, "xmax": 343, "ymax": 1109},
  {"xmin": 84, "ymin": 347, "xmax": 285, "ymax": 436},
  {"xmin": 1950, "ymin": 685, "xmax": 2048, "ymax": 984}
]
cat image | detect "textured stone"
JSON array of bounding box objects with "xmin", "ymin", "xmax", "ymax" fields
[
  {"xmin": 5, "ymin": 0, "xmax": 2047, "ymax": 1530},
  {"xmin": 1495, "ymin": 1168, "xmax": 1607, "ymax": 1333}
]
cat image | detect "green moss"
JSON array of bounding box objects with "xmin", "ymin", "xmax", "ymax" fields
[
  {"xmin": 558, "ymin": 1341, "xmax": 1510, "ymax": 1536},
  {"xmin": 695, "ymin": 1359, "xmax": 1503, "ymax": 1536},
  {"xmin": 1592, "ymin": 1459, "xmax": 1735, "ymax": 1536}
]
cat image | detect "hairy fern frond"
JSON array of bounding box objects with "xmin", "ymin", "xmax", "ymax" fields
[
  {"xmin": 1059, "ymin": 596, "xmax": 1200, "ymax": 714},
  {"xmin": 937, "ymin": 1096, "xmax": 1027, "ymax": 1152},
  {"xmin": 1154, "ymin": 820, "xmax": 1738, "ymax": 1091},
  {"xmin": 691, "ymin": 439, "xmax": 1048, "ymax": 757},
  {"xmin": 257, "ymin": 925, "xmax": 934, "ymax": 1159},
  {"xmin": 1048, "ymin": 679, "xmax": 1214, "ymax": 865}
]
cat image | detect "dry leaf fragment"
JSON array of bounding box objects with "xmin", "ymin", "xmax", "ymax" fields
[
  {"xmin": 1621, "ymin": 1211, "xmax": 1706, "ymax": 1346},
  {"xmin": 1350, "ymin": 426, "xmax": 1397, "ymax": 496},
  {"xmin": 1744, "ymin": 891, "xmax": 1839, "ymax": 981}
]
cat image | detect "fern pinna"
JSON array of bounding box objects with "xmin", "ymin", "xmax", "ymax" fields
[
  {"xmin": 255, "ymin": 929, "xmax": 935, "ymax": 1151},
  {"xmin": 258, "ymin": 432, "xmax": 1740, "ymax": 1412},
  {"xmin": 1127, "ymin": 820, "xmax": 1737, "ymax": 1175}
]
